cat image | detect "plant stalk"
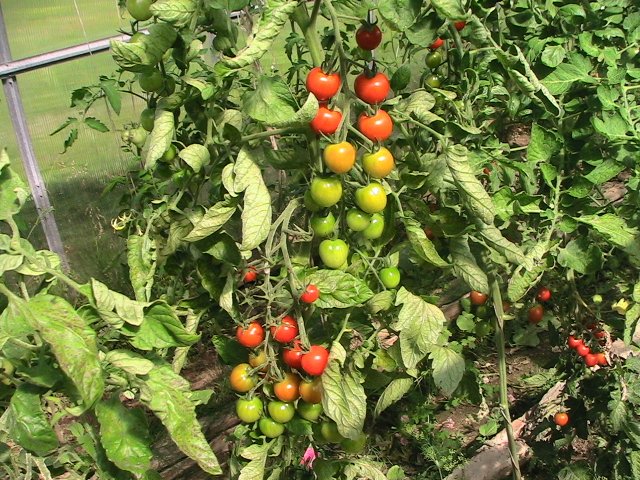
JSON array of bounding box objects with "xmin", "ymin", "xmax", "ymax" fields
[{"xmin": 292, "ymin": 1, "xmax": 324, "ymax": 66}]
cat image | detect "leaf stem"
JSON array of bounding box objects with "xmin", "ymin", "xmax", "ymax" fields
[{"xmin": 241, "ymin": 127, "xmax": 304, "ymax": 143}]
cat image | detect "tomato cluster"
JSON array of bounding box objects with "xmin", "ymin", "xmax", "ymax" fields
[{"xmin": 566, "ymin": 322, "xmax": 610, "ymax": 369}]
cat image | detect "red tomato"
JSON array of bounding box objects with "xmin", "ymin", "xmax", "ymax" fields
[
  {"xmin": 354, "ymin": 72, "xmax": 390, "ymax": 104},
  {"xmin": 356, "ymin": 24, "xmax": 382, "ymax": 50},
  {"xmin": 283, "ymin": 340, "xmax": 304, "ymax": 370},
  {"xmin": 300, "ymin": 284, "xmax": 320, "ymax": 304},
  {"xmin": 567, "ymin": 335, "xmax": 582, "ymax": 349},
  {"xmin": 595, "ymin": 352, "xmax": 608, "ymax": 366},
  {"xmin": 310, "ymin": 106, "xmax": 342, "ymax": 135},
  {"xmin": 536, "ymin": 286, "xmax": 552, "ymax": 302},
  {"xmin": 469, "ymin": 291, "xmax": 488, "ymax": 306},
  {"xmin": 274, "ymin": 372, "xmax": 301, "ymax": 402},
  {"xmin": 454, "ymin": 21, "xmax": 466, "ymax": 31},
  {"xmin": 243, "ymin": 267, "xmax": 258, "ymax": 283},
  {"xmin": 554, "ymin": 412, "xmax": 569, "ymax": 427},
  {"xmin": 358, "ymin": 109, "xmax": 393, "ymax": 142},
  {"xmin": 270, "ymin": 316, "xmax": 299, "ymax": 344},
  {"xmin": 430, "ymin": 38, "xmax": 444, "ymax": 50},
  {"xmin": 236, "ymin": 322, "xmax": 265, "ymax": 348},
  {"xmin": 299, "ymin": 378, "xmax": 323, "ymax": 404},
  {"xmin": 584, "ymin": 353, "xmax": 598, "ymax": 367},
  {"xmin": 306, "ymin": 67, "xmax": 341, "ymax": 101},
  {"xmin": 576, "ymin": 343, "xmax": 590, "ymax": 357},
  {"xmin": 301, "ymin": 345, "xmax": 329, "ymax": 376},
  {"xmin": 594, "ymin": 329, "xmax": 606, "ymax": 339},
  {"xmin": 528, "ymin": 304, "xmax": 544, "ymax": 324}
]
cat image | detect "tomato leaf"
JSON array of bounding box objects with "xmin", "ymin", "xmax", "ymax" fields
[
  {"xmin": 127, "ymin": 234, "xmax": 157, "ymax": 303},
  {"xmin": 527, "ymin": 124, "xmax": 561, "ymax": 164},
  {"xmin": 183, "ymin": 200, "xmax": 237, "ymax": 242},
  {"xmin": 430, "ymin": 345, "xmax": 465, "ymax": 396},
  {"xmin": 321, "ymin": 363, "xmax": 367, "ymax": 440},
  {"xmin": 6, "ymin": 385, "xmax": 59, "ymax": 456},
  {"xmin": 243, "ymin": 76, "xmax": 298, "ymax": 125},
  {"xmin": 304, "ymin": 270, "xmax": 374, "ymax": 309},
  {"xmin": 268, "ymin": 93, "xmax": 319, "ymax": 128},
  {"xmin": 145, "ymin": 110, "xmax": 175, "ymax": 169},
  {"xmin": 430, "ymin": 0, "xmax": 466, "ymax": 20},
  {"xmin": 476, "ymin": 223, "xmax": 530, "ymax": 268},
  {"xmin": 105, "ymin": 350, "xmax": 155, "ymax": 376},
  {"xmin": 403, "ymin": 217, "xmax": 449, "ymax": 267},
  {"xmin": 557, "ymin": 238, "xmax": 603, "ymax": 274},
  {"xmin": 373, "ymin": 377, "xmax": 413, "ymax": 417},
  {"xmin": 378, "ymin": 0, "xmax": 421, "ymax": 31},
  {"xmin": 150, "ymin": 0, "xmax": 197, "ymax": 26},
  {"xmin": 91, "ymin": 278, "xmax": 146, "ymax": 326},
  {"xmin": 179, "ymin": 144, "xmax": 210, "ymax": 173},
  {"xmin": 450, "ymin": 235, "xmax": 489, "ymax": 293},
  {"xmin": 0, "ymin": 150, "xmax": 29, "ymax": 221},
  {"xmin": 575, "ymin": 214, "xmax": 640, "ymax": 263},
  {"xmin": 343, "ymin": 460, "xmax": 388, "ymax": 480}
]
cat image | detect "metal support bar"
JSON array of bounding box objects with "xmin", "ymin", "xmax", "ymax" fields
[{"xmin": 0, "ymin": 3, "xmax": 69, "ymax": 270}]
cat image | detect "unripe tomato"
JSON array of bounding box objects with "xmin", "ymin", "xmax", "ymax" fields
[
  {"xmin": 128, "ymin": 127, "xmax": 148, "ymax": 148},
  {"xmin": 301, "ymin": 345, "xmax": 329, "ymax": 376},
  {"xmin": 341, "ymin": 433, "xmax": 367, "ymax": 453},
  {"xmin": 230, "ymin": 363, "xmax": 257, "ymax": 393},
  {"xmin": 126, "ymin": 0, "xmax": 154, "ymax": 21},
  {"xmin": 270, "ymin": 315, "xmax": 299, "ymax": 344},
  {"xmin": 354, "ymin": 72, "xmax": 391, "ymax": 104},
  {"xmin": 319, "ymin": 239, "xmax": 349, "ymax": 269},
  {"xmin": 355, "ymin": 183, "xmax": 387, "ymax": 214},
  {"xmin": 356, "ymin": 24, "xmax": 382, "ymax": 50},
  {"xmin": 475, "ymin": 321, "xmax": 493, "ymax": 337},
  {"xmin": 159, "ymin": 76, "xmax": 176, "ymax": 96},
  {"xmin": 274, "ymin": 372, "xmax": 301, "ymax": 402},
  {"xmin": 358, "ymin": 110, "xmax": 393, "ymax": 142},
  {"xmin": 306, "ymin": 67, "xmax": 341, "ymax": 101},
  {"xmin": 323, "ymin": 142, "xmax": 356, "ymax": 174},
  {"xmin": 362, "ymin": 147, "xmax": 395, "ymax": 178},
  {"xmin": 236, "ymin": 397, "xmax": 263, "ymax": 423},
  {"xmin": 310, "ymin": 106, "xmax": 342, "ymax": 135},
  {"xmin": 430, "ymin": 38, "xmax": 444, "ymax": 50},
  {"xmin": 554, "ymin": 412, "xmax": 569, "ymax": 427},
  {"xmin": 528, "ymin": 304, "xmax": 544, "ymax": 324},
  {"xmin": 592, "ymin": 294, "xmax": 603, "ymax": 304},
  {"xmin": 536, "ymin": 286, "xmax": 552, "ymax": 302},
  {"xmin": 567, "ymin": 335, "xmax": 582, "ymax": 349},
  {"xmin": 362, "ymin": 213, "xmax": 384, "ymax": 240},
  {"xmin": 267, "ymin": 401, "xmax": 295, "ymax": 423},
  {"xmin": 584, "ymin": 353, "xmax": 598, "ymax": 367},
  {"xmin": 140, "ymin": 108, "xmax": 155, "ymax": 132},
  {"xmin": 576, "ymin": 343, "xmax": 590, "ymax": 357},
  {"xmin": 139, "ymin": 69, "xmax": 164, "ymax": 93},
  {"xmin": 248, "ymin": 349, "xmax": 268, "ymax": 372},
  {"xmin": 304, "ymin": 190, "xmax": 322, "ymax": 212},
  {"xmin": 425, "ymin": 51, "xmax": 443, "ymax": 69},
  {"xmin": 319, "ymin": 421, "xmax": 344, "ymax": 443},
  {"xmin": 454, "ymin": 20, "xmax": 466, "ymax": 31},
  {"xmin": 310, "ymin": 212, "xmax": 336, "ymax": 238},
  {"xmin": 243, "ymin": 266, "xmax": 258, "ymax": 283},
  {"xmin": 129, "ymin": 32, "xmax": 147, "ymax": 43},
  {"xmin": 310, "ymin": 177, "xmax": 343, "ymax": 208},
  {"xmin": 380, "ymin": 267, "xmax": 401, "ymax": 289},
  {"xmin": 346, "ymin": 209, "xmax": 371, "ymax": 232},
  {"xmin": 299, "ymin": 378, "xmax": 323, "ymax": 404},
  {"xmin": 297, "ymin": 401, "xmax": 323, "ymax": 422},
  {"xmin": 425, "ymin": 74, "xmax": 443, "ymax": 88},
  {"xmin": 469, "ymin": 291, "xmax": 488, "ymax": 306},
  {"xmin": 300, "ymin": 284, "xmax": 320, "ymax": 304},
  {"xmin": 259, "ymin": 417, "xmax": 285, "ymax": 438},
  {"xmin": 283, "ymin": 340, "xmax": 304, "ymax": 369},
  {"xmin": 236, "ymin": 322, "xmax": 265, "ymax": 348},
  {"xmin": 161, "ymin": 144, "xmax": 177, "ymax": 162}
]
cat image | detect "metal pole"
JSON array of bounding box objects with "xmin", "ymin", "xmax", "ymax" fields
[{"xmin": 0, "ymin": 3, "xmax": 69, "ymax": 270}]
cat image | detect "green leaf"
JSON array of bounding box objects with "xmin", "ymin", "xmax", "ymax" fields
[
  {"xmin": 343, "ymin": 460, "xmax": 387, "ymax": 480},
  {"xmin": 221, "ymin": 1, "xmax": 298, "ymax": 69},
  {"xmin": 576, "ymin": 214, "xmax": 640, "ymax": 263},
  {"xmin": 6, "ymin": 385, "xmax": 58, "ymax": 456},
  {"xmin": 527, "ymin": 124, "xmax": 560, "ymax": 163},
  {"xmin": 0, "ymin": 150, "xmax": 29, "ymax": 220},
  {"xmin": 398, "ymin": 91, "xmax": 438, "ymax": 123},
  {"xmin": 476, "ymin": 223, "xmax": 530, "ymax": 268},
  {"xmin": 145, "ymin": 110, "xmax": 175, "ymax": 169},
  {"xmin": 179, "ymin": 144, "xmax": 210, "ymax": 173},
  {"xmin": 557, "ymin": 238, "xmax": 603, "ymax": 275},
  {"xmin": 304, "ymin": 270, "xmax": 374, "ymax": 309},
  {"xmin": 184, "ymin": 200, "xmax": 237, "ymax": 242},
  {"xmin": 105, "ymin": 350, "xmax": 155, "ymax": 376},
  {"xmin": 403, "ymin": 217, "xmax": 448, "ymax": 267},
  {"xmin": 584, "ymin": 159, "xmax": 624, "ymax": 185},
  {"xmin": 392, "ymin": 288, "xmax": 446, "ymax": 369},
  {"xmin": 234, "ymin": 148, "xmax": 272, "ymax": 251},
  {"xmin": 95, "ymin": 395, "xmax": 152, "ymax": 476},
  {"xmin": 390, "ymin": 64, "xmax": 412, "ymax": 92},
  {"xmin": 91, "ymin": 279, "xmax": 146, "ymax": 326},
  {"xmin": 367, "ymin": 290, "xmax": 395, "ymax": 314},
  {"xmin": 629, "ymin": 451, "xmax": 640, "ymax": 480},
  {"xmin": 445, "ymin": 145, "xmax": 495, "ymax": 225},
  {"xmin": 557, "ymin": 463, "xmax": 594, "ymax": 480},
  {"xmin": 84, "ymin": 117, "xmax": 109, "ymax": 133},
  {"xmin": 387, "ymin": 465, "xmax": 407, "ymax": 480},
  {"xmin": 542, "ymin": 61, "xmax": 598, "ymax": 95},
  {"xmin": 111, "ymin": 24, "xmax": 177, "ymax": 71},
  {"xmin": 541, "ymin": 45, "xmax": 566, "ymax": 67},
  {"xmin": 321, "ymin": 363, "xmax": 367, "ymax": 440},
  {"xmin": 100, "ymin": 79, "xmax": 121, "ymax": 114},
  {"xmin": 124, "ymin": 302, "xmax": 200, "ymax": 351},
  {"xmin": 0, "ymin": 254, "xmax": 24, "ymax": 275},
  {"xmin": 238, "ymin": 442, "xmax": 271, "ymax": 480},
  {"xmin": 150, "ymin": 0, "xmax": 197, "ymax": 26},
  {"xmin": 268, "ymin": 93, "xmax": 319, "ymax": 128},
  {"xmin": 592, "ymin": 112, "xmax": 632, "ymax": 140},
  {"xmin": 378, "ymin": 0, "xmax": 422, "ymax": 30},
  {"xmin": 211, "ymin": 335, "xmax": 247, "ymax": 366},
  {"xmin": 138, "ymin": 361, "xmax": 222, "ymax": 476},
  {"xmin": 609, "ymin": 388, "xmax": 627, "ymax": 432},
  {"xmin": 243, "ymin": 76, "xmax": 298, "ymax": 125},
  {"xmin": 373, "ymin": 377, "xmax": 413, "ymax": 417},
  {"xmin": 430, "ymin": 0, "xmax": 466, "ymax": 20},
  {"xmin": 430, "ymin": 346, "xmax": 465, "ymax": 396},
  {"xmin": 127, "ymin": 235, "xmax": 156, "ymax": 303},
  {"xmin": 450, "ymin": 236, "xmax": 489, "ymax": 293}
]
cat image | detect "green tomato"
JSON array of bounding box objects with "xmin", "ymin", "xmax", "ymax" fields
[
  {"xmin": 355, "ymin": 183, "xmax": 387, "ymax": 213},
  {"xmin": 425, "ymin": 51, "xmax": 443, "ymax": 69},
  {"xmin": 310, "ymin": 177, "xmax": 343, "ymax": 208},
  {"xmin": 319, "ymin": 421, "xmax": 344, "ymax": 443},
  {"xmin": 267, "ymin": 401, "xmax": 295, "ymax": 424},
  {"xmin": 259, "ymin": 417, "xmax": 286, "ymax": 438},
  {"xmin": 236, "ymin": 397, "xmax": 263, "ymax": 423},
  {"xmin": 475, "ymin": 305, "xmax": 490, "ymax": 319},
  {"xmin": 139, "ymin": 69, "xmax": 164, "ymax": 93},
  {"xmin": 310, "ymin": 212, "xmax": 336, "ymax": 238},
  {"xmin": 380, "ymin": 267, "xmax": 400, "ymax": 289},
  {"xmin": 140, "ymin": 108, "xmax": 155, "ymax": 132},
  {"xmin": 426, "ymin": 74, "xmax": 443, "ymax": 88},
  {"xmin": 159, "ymin": 76, "xmax": 176, "ymax": 96},
  {"xmin": 475, "ymin": 321, "xmax": 492, "ymax": 337},
  {"xmin": 346, "ymin": 208, "xmax": 371, "ymax": 232},
  {"xmin": 129, "ymin": 127, "xmax": 148, "ymax": 148},
  {"xmin": 304, "ymin": 190, "xmax": 322, "ymax": 212},
  {"xmin": 592, "ymin": 294, "xmax": 603, "ymax": 304},
  {"xmin": 341, "ymin": 433, "xmax": 367, "ymax": 453},
  {"xmin": 297, "ymin": 401, "xmax": 323, "ymax": 422},
  {"xmin": 362, "ymin": 213, "xmax": 384, "ymax": 240},
  {"xmin": 319, "ymin": 239, "xmax": 349, "ymax": 269},
  {"xmin": 129, "ymin": 32, "xmax": 147, "ymax": 44},
  {"xmin": 161, "ymin": 144, "xmax": 178, "ymax": 162},
  {"xmin": 126, "ymin": 0, "xmax": 154, "ymax": 21}
]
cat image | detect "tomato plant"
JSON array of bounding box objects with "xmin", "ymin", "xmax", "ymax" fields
[
  {"xmin": 236, "ymin": 397, "xmax": 263, "ymax": 423},
  {"xmin": 270, "ymin": 316, "xmax": 299, "ymax": 344},
  {"xmin": 319, "ymin": 239, "xmax": 349, "ymax": 269},
  {"xmin": 236, "ymin": 322, "xmax": 265, "ymax": 348},
  {"xmin": 274, "ymin": 373, "xmax": 301, "ymax": 402},
  {"xmin": 300, "ymin": 284, "xmax": 320, "ymax": 304},
  {"xmin": 346, "ymin": 208, "xmax": 371, "ymax": 232},
  {"xmin": 380, "ymin": 267, "xmax": 401, "ymax": 289},
  {"xmin": 297, "ymin": 401, "xmax": 323, "ymax": 422},
  {"xmin": 126, "ymin": 0, "xmax": 154, "ymax": 21},
  {"xmin": 243, "ymin": 266, "xmax": 258, "ymax": 283},
  {"xmin": 306, "ymin": 67, "xmax": 341, "ymax": 101},
  {"xmin": 527, "ymin": 305, "xmax": 544, "ymax": 324},
  {"xmin": 356, "ymin": 23, "xmax": 382, "ymax": 50},
  {"xmin": 259, "ymin": 417, "xmax": 285, "ymax": 438},
  {"xmin": 310, "ymin": 176, "xmax": 342, "ymax": 208},
  {"xmin": 310, "ymin": 106, "xmax": 342, "ymax": 135},
  {"xmin": 469, "ymin": 291, "xmax": 488, "ymax": 306},
  {"xmin": 358, "ymin": 109, "xmax": 393, "ymax": 142},
  {"xmin": 554, "ymin": 412, "xmax": 569, "ymax": 427},
  {"xmin": 301, "ymin": 345, "xmax": 329, "ymax": 376},
  {"xmin": 536, "ymin": 286, "xmax": 552, "ymax": 303},
  {"xmin": 299, "ymin": 378, "xmax": 323, "ymax": 404},
  {"xmin": 425, "ymin": 51, "xmax": 443, "ymax": 69},
  {"xmin": 362, "ymin": 213, "xmax": 384, "ymax": 240},
  {"xmin": 354, "ymin": 71, "xmax": 390, "ymax": 105},
  {"xmin": 282, "ymin": 341, "xmax": 304, "ymax": 370},
  {"xmin": 310, "ymin": 211, "xmax": 336, "ymax": 237},
  {"xmin": 355, "ymin": 182, "xmax": 387, "ymax": 213},
  {"xmin": 267, "ymin": 401, "xmax": 295, "ymax": 423},
  {"xmin": 323, "ymin": 141, "xmax": 356, "ymax": 174},
  {"xmin": 362, "ymin": 147, "xmax": 394, "ymax": 179},
  {"xmin": 230, "ymin": 364, "xmax": 257, "ymax": 393}
]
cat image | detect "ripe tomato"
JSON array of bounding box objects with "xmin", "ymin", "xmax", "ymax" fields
[
  {"xmin": 267, "ymin": 401, "xmax": 295, "ymax": 423},
  {"xmin": 274, "ymin": 372, "xmax": 301, "ymax": 402},
  {"xmin": 139, "ymin": 69, "xmax": 164, "ymax": 92},
  {"xmin": 430, "ymin": 38, "xmax": 444, "ymax": 50},
  {"xmin": 283, "ymin": 340, "xmax": 304, "ymax": 369},
  {"xmin": 355, "ymin": 182, "xmax": 387, "ymax": 214},
  {"xmin": 319, "ymin": 421, "xmax": 344, "ymax": 443},
  {"xmin": 358, "ymin": 110, "xmax": 393, "ymax": 142},
  {"xmin": 236, "ymin": 397, "xmax": 263, "ymax": 423},
  {"xmin": 584, "ymin": 353, "xmax": 598, "ymax": 367},
  {"xmin": 310, "ymin": 106, "xmax": 342, "ymax": 135},
  {"xmin": 576, "ymin": 343, "xmax": 590, "ymax": 357},
  {"xmin": 454, "ymin": 20, "xmax": 466, "ymax": 31},
  {"xmin": 236, "ymin": 322, "xmax": 265, "ymax": 348},
  {"xmin": 306, "ymin": 67, "xmax": 341, "ymax": 101},
  {"xmin": 594, "ymin": 329, "xmax": 606, "ymax": 339},
  {"xmin": 310, "ymin": 212, "xmax": 336, "ymax": 238},
  {"xmin": 346, "ymin": 208, "xmax": 371, "ymax": 232},
  {"xmin": 380, "ymin": 267, "xmax": 401, "ymax": 289},
  {"xmin": 595, "ymin": 352, "xmax": 608, "ymax": 366},
  {"xmin": 301, "ymin": 345, "xmax": 329, "ymax": 376},
  {"xmin": 140, "ymin": 108, "xmax": 155, "ymax": 132},
  {"xmin": 323, "ymin": 142, "xmax": 356, "ymax": 174},
  {"xmin": 567, "ymin": 335, "xmax": 582, "ymax": 350},
  {"xmin": 362, "ymin": 147, "xmax": 394, "ymax": 179},
  {"xmin": 243, "ymin": 266, "xmax": 258, "ymax": 283},
  {"xmin": 259, "ymin": 417, "xmax": 285, "ymax": 438},
  {"xmin": 469, "ymin": 291, "xmax": 488, "ymax": 306},
  {"xmin": 425, "ymin": 51, "xmax": 443, "ymax": 69},
  {"xmin": 300, "ymin": 284, "xmax": 320, "ymax": 304},
  {"xmin": 425, "ymin": 74, "xmax": 442, "ymax": 88},
  {"xmin": 528, "ymin": 304, "xmax": 544, "ymax": 324},
  {"xmin": 230, "ymin": 364, "xmax": 257, "ymax": 393},
  {"xmin": 341, "ymin": 433, "xmax": 367, "ymax": 453},
  {"xmin": 297, "ymin": 401, "xmax": 323, "ymax": 422},
  {"xmin": 356, "ymin": 24, "xmax": 382, "ymax": 50},
  {"xmin": 362, "ymin": 213, "xmax": 384, "ymax": 240},
  {"xmin": 126, "ymin": 0, "xmax": 154, "ymax": 21},
  {"xmin": 270, "ymin": 316, "xmax": 299, "ymax": 344},
  {"xmin": 248, "ymin": 349, "xmax": 268, "ymax": 372},
  {"xmin": 354, "ymin": 72, "xmax": 391, "ymax": 104},
  {"xmin": 319, "ymin": 239, "xmax": 349, "ymax": 269},
  {"xmin": 554, "ymin": 412, "xmax": 569, "ymax": 427},
  {"xmin": 299, "ymin": 378, "xmax": 323, "ymax": 404},
  {"xmin": 536, "ymin": 286, "xmax": 552, "ymax": 302},
  {"xmin": 310, "ymin": 176, "xmax": 342, "ymax": 208},
  {"xmin": 424, "ymin": 226, "xmax": 436, "ymax": 240}
]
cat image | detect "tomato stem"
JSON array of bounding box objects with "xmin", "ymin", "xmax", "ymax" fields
[{"xmin": 292, "ymin": 2, "xmax": 324, "ymax": 67}]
